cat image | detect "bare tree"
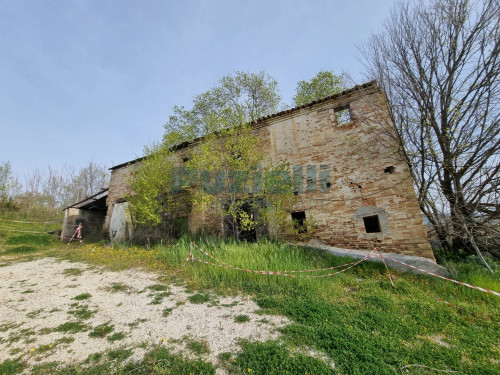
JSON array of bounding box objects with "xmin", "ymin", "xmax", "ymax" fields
[
  {"xmin": 65, "ymin": 160, "xmax": 109, "ymax": 205},
  {"xmin": 21, "ymin": 161, "xmax": 109, "ymax": 212},
  {"xmin": 25, "ymin": 169, "xmax": 44, "ymax": 196},
  {"xmin": 359, "ymin": 0, "xmax": 500, "ymax": 268}
]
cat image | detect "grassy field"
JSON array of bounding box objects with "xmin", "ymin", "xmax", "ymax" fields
[
  {"xmin": 0, "ymin": 217, "xmax": 63, "ymax": 257},
  {"xmin": 1, "ymin": 218, "xmax": 499, "ymax": 374}
]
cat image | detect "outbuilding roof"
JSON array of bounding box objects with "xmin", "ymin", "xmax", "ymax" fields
[{"xmin": 62, "ymin": 188, "xmax": 109, "ymax": 211}]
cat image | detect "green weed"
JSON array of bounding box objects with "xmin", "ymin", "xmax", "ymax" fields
[
  {"xmin": 108, "ymin": 282, "xmax": 129, "ymax": 292},
  {"xmin": 186, "ymin": 339, "xmax": 211, "ymax": 355},
  {"xmin": 0, "ymin": 323, "xmax": 19, "ymax": 332},
  {"xmin": 162, "ymin": 307, "xmax": 174, "ymax": 317},
  {"xmin": 147, "ymin": 284, "xmax": 169, "ymax": 291},
  {"xmin": 89, "ymin": 322, "xmax": 114, "ymax": 338},
  {"xmin": 54, "ymin": 321, "xmax": 89, "ymax": 333},
  {"xmin": 218, "ymin": 352, "xmax": 232, "ymax": 361},
  {"xmin": 189, "ymin": 293, "xmax": 211, "ymax": 304},
  {"xmin": 0, "ymin": 358, "xmax": 25, "ymax": 375},
  {"xmin": 234, "ymin": 314, "xmax": 250, "ymax": 323},
  {"xmin": 107, "ymin": 332, "xmax": 126, "ymax": 342},
  {"xmin": 26, "ymin": 309, "xmax": 44, "ymax": 319},
  {"xmin": 73, "ymin": 293, "xmax": 92, "ymax": 300},
  {"xmin": 67, "ymin": 304, "xmax": 97, "ymax": 320},
  {"xmin": 127, "ymin": 318, "xmax": 148, "ymax": 328},
  {"xmin": 148, "ymin": 291, "xmax": 172, "ymax": 305},
  {"xmin": 62, "ymin": 268, "xmax": 83, "ymax": 276}
]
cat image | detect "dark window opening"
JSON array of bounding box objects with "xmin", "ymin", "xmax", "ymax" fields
[
  {"xmin": 173, "ymin": 217, "xmax": 189, "ymax": 238},
  {"xmin": 291, "ymin": 211, "xmax": 307, "ymax": 233},
  {"xmin": 326, "ymin": 182, "xmax": 331, "ymax": 188},
  {"xmin": 363, "ymin": 215, "xmax": 381, "ymax": 233},
  {"xmin": 334, "ymin": 104, "xmax": 352, "ymax": 125},
  {"xmin": 384, "ymin": 166, "xmax": 395, "ymax": 174}
]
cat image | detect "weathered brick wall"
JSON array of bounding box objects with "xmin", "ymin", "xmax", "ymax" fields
[
  {"xmin": 104, "ymin": 83, "xmax": 434, "ymax": 260},
  {"xmin": 104, "ymin": 163, "xmax": 135, "ymax": 230},
  {"xmin": 254, "ymin": 86, "xmax": 433, "ymax": 259}
]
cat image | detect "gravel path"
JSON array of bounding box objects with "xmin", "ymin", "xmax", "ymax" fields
[{"xmin": 0, "ymin": 258, "xmax": 289, "ymax": 371}]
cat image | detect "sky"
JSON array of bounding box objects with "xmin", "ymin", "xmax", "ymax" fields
[{"xmin": 0, "ymin": 0, "xmax": 395, "ymax": 183}]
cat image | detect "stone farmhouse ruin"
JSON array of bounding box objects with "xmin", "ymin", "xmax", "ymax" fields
[{"xmin": 62, "ymin": 81, "xmax": 435, "ymax": 261}]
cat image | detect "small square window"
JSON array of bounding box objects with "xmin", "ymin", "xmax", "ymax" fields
[
  {"xmin": 363, "ymin": 215, "xmax": 381, "ymax": 233},
  {"xmin": 291, "ymin": 211, "xmax": 307, "ymax": 234},
  {"xmin": 335, "ymin": 105, "xmax": 351, "ymax": 125}
]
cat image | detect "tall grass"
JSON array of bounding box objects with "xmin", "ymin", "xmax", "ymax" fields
[
  {"xmin": 2, "ymin": 229, "xmax": 499, "ymax": 374},
  {"xmin": 149, "ymin": 236, "xmax": 500, "ymax": 374}
]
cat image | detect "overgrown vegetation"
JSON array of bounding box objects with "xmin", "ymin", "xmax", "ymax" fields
[
  {"xmin": 57, "ymin": 235, "xmax": 500, "ymax": 374},
  {"xmin": 127, "ymin": 71, "xmax": 315, "ymax": 244},
  {"xmin": 1, "ymin": 217, "xmax": 499, "ymax": 374}
]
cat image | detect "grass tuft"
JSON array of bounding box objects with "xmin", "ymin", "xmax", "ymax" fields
[
  {"xmin": 62, "ymin": 268, "xmax": 83, "ymax": 276},
  {"xmin": 189, "ymin": 293, "xmax": 211, "ymax": 304},
  {"xmin": 186, "ymin": 339, "xmax": 211, "ymax": 355},
  {"xmin": 234, "ymin": 314, "xmax": 250, "ymax": 323},
  {"xmin": 73, "ymin": 293, "xmax": 92, "ymax": 300},
  {"xmin": 54, "ymin": 321, "xmax": 89, "ymax": 333},
  {"xmin": 67, "ymin": 304, "xmax": 97, "ymax": 320},
  {"xmin": 89, "ymin": 322, "xmax": 114, "ymax": 338},
  {"xmin": 162, "ymin": 307, "xmax": 174, "ymax": 317},
  {"xmin": 107, "ymin": 332, "xmax": 126, "ymax": 342}
]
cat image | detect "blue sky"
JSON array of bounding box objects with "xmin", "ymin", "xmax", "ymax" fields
[{"xmin": 0, "ymin": 0, "xmax": 394, "ymax": 182}]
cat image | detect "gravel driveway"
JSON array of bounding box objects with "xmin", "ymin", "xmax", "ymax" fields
[{"xmin": 0, "ymin": 258, "xmax": 289, "ymax": 372}]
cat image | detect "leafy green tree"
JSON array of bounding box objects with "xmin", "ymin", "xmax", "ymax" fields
[
  {"xmin": 185, "ymin": 124, "xmax": 295, "ymax": 240},
  {"xmin": 130, "ymin": 70, "xmax": 320, "ymax": 241},
  {"xmin": 163, "ymin": 71, "xmax": 282, "ymax": 146},
  {"xmin": 0, "ymin": 161, "xmax": 21, "ymax": 200},
  {"xmin": 127, "ymin": 143, "xmax": 186, "ymax": 239},
  {"xmin": 293, "ymin": 71, "xmax": 347, "ymax": 106}
]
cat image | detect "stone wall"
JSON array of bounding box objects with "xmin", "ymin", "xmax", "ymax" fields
[
  {"xmin": 104, "ymin": 163, "xmax": 135, "ymax": 231},
  {"xmin": 103, "ymin": 82, "xmax": 434, "ymax": 260},
  {"xmin": 253, "ymin": 86, "xmax": 433, "ymax": 259}
]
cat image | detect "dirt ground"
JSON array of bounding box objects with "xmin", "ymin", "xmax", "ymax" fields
[{"xmin": 0, "ymin": 258, "xmax": 289, "ymax": 372}]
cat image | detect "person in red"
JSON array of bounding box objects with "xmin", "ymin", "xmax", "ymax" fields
[
  {"xmin": 66, "ymin": 223, "xmax": 83, "ymax": 250},
  {"xmin": 75, "ymin": 223, "xmax": 83, "ymax": 243}
]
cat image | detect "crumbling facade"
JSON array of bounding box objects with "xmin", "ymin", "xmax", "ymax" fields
[{"xmin": 102, "ymin": 82, "xmax": 435, "ymax": 260}]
